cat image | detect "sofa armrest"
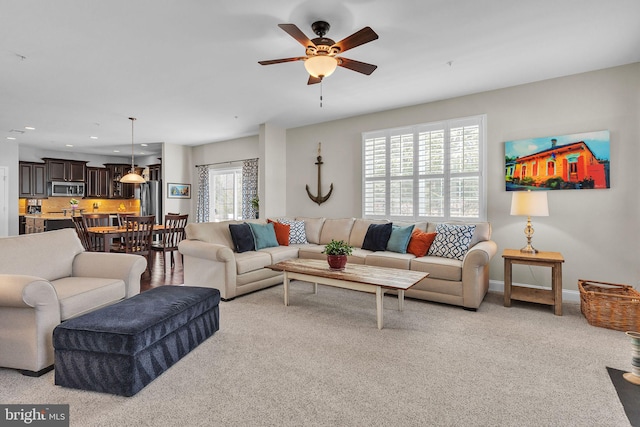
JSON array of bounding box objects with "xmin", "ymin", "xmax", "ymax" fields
[
  {"xmin": 0, "ymin": 274, "xmax": 61, "ymax": 372},
  {"xmin": 178, "ymin": 240, "xmax": 237, "ymax": 299},
  {"xmin": 461, "ymin": 240, "xmax": 498, "ymax": 308},
  {"xmin": 72, "ymin": 252, "xmax": 147, "ymax": 298}
]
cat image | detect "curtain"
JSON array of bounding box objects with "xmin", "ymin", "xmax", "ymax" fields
[
  {"xmin": 241, "ymin": 158, "xmax": 259, "ymax": 219},
  {"xmin": 196, "ymin": 165, "xmax": 209, "ymax": 223}
]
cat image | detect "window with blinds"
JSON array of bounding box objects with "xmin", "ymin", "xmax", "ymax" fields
[{"xmin": 362, "ymin": 115, "xmax": 486, "ymax": 221}]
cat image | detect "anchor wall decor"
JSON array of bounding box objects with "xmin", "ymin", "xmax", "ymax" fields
[{"xmin": 306, "ymin": 142, "xmax": 333, "ymax": 205}]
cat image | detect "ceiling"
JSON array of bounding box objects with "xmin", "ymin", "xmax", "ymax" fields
[{"xmin": 2, "ymin": 0, "xmax": 639, "ymax": 159}]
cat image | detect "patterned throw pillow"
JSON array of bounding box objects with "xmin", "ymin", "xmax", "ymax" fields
[
  {"xmin": 278, "ymin": 219, "xmax": 308, "ymax": 244},
  {"xmin": 427, "ymin": 223, "xmax": 476, "ymax": 260}
]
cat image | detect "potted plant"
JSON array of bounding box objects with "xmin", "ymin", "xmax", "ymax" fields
[
  {"xmin": 322, "ymin": 239, "xmax": 353, "ymax": 270},
  {"xmin": 250, "ymin": 197, "xmax": 259, "ymax": 219}
]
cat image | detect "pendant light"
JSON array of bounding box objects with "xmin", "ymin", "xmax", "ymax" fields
[{"xmin": 120, "ymin": 117, "xmax": 146, "ymax": 184}]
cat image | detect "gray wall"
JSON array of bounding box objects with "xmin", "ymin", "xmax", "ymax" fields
[{"xmin": 190, "ymin": 63, "xmax": 640, "ymax": 292}]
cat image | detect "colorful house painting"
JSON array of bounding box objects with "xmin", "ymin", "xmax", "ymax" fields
[{"xmin": 505, "ymin": 130, "xmax": 610, "ymax": 191}]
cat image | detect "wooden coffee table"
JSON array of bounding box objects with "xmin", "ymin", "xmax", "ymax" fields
[{"xmin": 268, "ymin": 259, "xmax": 428, "ymax": 329}]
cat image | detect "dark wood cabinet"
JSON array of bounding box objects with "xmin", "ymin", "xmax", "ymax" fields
[
  {"xmin": 148, "ymin": 163, "xmax": 162, "ymax": 181},
  {"xmin": 104, "ymin": 163, "xmax": 137, "ymax": 198},
  {"xmin": 44, "ymin": 158, "xmax": 86, "ymax": 182},
  {"xmin": 86, "ymin": 167, "xmax": 110, "ymax": 198},
  {"xmin": 19, "ymin": 162, "xmax": 47, "ymax": 198}
]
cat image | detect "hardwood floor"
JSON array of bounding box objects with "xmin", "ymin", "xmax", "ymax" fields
[{"xmin": 140, "ymin": 251, "xmax": 184, "ymax": 292}]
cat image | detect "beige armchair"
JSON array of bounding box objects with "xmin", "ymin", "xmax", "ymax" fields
[{"xmin": 0, "ymin": 228, "xmax": 146, "ymax": 376}]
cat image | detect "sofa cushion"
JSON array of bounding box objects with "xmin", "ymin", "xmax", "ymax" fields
[
  {"xmin": 407, "ymin": 230, "xmax": 437, "ymax": 257},
  {"xmin": 295, "ymin": 217, "xmax": 325, "ymax": 244},
  {"xmin": 234, "ymin": 251, "xmax": 273, "ymax": 275},
  {"xmin": 365, "ymin": 251, "xmax": 415, "ymax": 270},
  {"xmin": 259, "ymin": 246, "xmax": 299, "ymax": 264},
  {"xmin": 296, "ymin": 244, "xmax": 326, "ymax": 260},
  {"xmin": 349, "ymin": 219, "xmax": 389, "ymax": 248},
  {"xmin": 185, "ymin": 221, "xmax": 237, "ymax": 248},
  {"xmin": 249, "ymin": 222, "xmax": 279, "ymax": 250},
  {"xmin": 320, "ymin": 218, "xmax": 355, "ymax": 245},
  {"xmin": 427, "ymin": 223, "xmax": 476, "ymax": 260},
  {"xmin": 268, "ymin": 219, "xmax": 290, "ymax": 246},
  {"xmin": 0, "ymin": 229, "xmax": 84, "ymax": 282},
  {"xmin": 410, "ymin": 256, "xmax": 463, "ymax": 282},
  {"xmin": 279, "ymin": 219, "xmax": 308, "ymax": 244},
  {"xmin": 386, "ymin": 224, "xmax": 415, "ymax": 253},
  {"xmin": 362, "ymin": 223, "xmax": 393, "ymax": 251},
  {"xmin": 229, "ymin": 223, "xmax": 255, "ymax": 253},
  {"xmin": 52, "ymin": 277, "xmax": 126, "ymax": 320}
]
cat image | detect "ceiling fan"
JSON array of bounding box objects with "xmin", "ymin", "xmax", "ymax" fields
[{"xmin": 259, "ymin": 21, "xmax": 379, "ymax": 85}]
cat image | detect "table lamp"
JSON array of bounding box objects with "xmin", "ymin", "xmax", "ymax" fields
[{"xmin": 510, "ymin": 190, "xmax": 549, "ymax": 254}]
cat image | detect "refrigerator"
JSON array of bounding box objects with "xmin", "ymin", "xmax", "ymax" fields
[{"xmin": 139, "ymin": 181, "xmax": 163, "ymax": 224}]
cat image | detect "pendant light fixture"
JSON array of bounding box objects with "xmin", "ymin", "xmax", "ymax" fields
[{"xmin": 120, "ymin": 117, "xmax": 146, "ymax": 184}]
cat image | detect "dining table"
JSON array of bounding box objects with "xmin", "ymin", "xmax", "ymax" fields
[{"xmin": 87, "ymin": 224, "xmax": 166, "ymax": 252}]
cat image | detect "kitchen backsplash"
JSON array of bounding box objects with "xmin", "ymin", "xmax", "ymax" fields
[{"xmin": 19, "ymin": 198, "xmax": 140, "ymax": 214}]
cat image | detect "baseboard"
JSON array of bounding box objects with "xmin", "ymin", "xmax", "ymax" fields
[{"xmin": 489, "ymin": 280, "xmax": 581, "ymax": 303}]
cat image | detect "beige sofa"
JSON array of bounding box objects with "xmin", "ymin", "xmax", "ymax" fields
[
  {"xmin": 0, "ymin": 228, "xmax": 147, "ymax": 376},
  {"xmin": 179, "ymin": 218, "xmax": 497, "ymax": 310}
]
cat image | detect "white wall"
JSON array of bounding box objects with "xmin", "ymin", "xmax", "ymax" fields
[
  {"xmin": 163, "ymin": 143, "xmax": 192, "ymax": 217},
  {"xmin": 0, "ymin": 142, "xmax": 19, "ymax": 235}
]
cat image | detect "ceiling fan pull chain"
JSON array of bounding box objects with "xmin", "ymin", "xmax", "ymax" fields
[{"xmin": 320, "ymin": 80, "xmax": 323, "ymax": 108}]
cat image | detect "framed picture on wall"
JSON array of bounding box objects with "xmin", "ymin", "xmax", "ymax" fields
[
  {"xmin": 505, "ymin": 130, "xmax": 610, "ymax": 191},
  {"xmin": 167, "ymin": 183, "xmax": 191, "ymax": 199}
]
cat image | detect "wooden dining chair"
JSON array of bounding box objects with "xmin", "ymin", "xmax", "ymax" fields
[
  {"xmin": 72, "ymin": 216, "xmax": 93, "ymax": 251},
  {"xmin": 82, "ymin": 213, "xmax": 113, "ymax": 251},
  {"xmin": 111, "ymin": 215, "xmax": 155, "ymax": 274},
  {"xmin": 151, "ymin": 214, "xmax": 188, "ymax": 272}
]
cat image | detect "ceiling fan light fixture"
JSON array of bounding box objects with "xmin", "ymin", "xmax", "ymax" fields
[
  {"xmin": 304, "ymin": 55, "xmax": 338, "ymax": 79},
  {"xmin": 120, "ymin": 117, "xmax": 146, "ymax": 184}
]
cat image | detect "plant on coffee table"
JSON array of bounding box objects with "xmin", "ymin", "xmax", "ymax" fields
[{"xmin": 322, "ymin": 239, "xmax": 353, "ymax": 270}]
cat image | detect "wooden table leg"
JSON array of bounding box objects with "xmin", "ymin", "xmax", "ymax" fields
[
  {"xmin": 376, "ymin": 286, "xmax": 383, "ymax": 330},
  {"xmin": 284, "ymin": 271, "xmax": 290, "ymax": 306},
  {"xmin": 398, "ymin": 290, "xmax": 404, "ymax": 311},
  {"xmin": 553, "ymin": 262, "xmax": 563, "ymax": 316},
  {"xmin": 504, "ymin": 259, "xmax": 512, "ymax": 307}
]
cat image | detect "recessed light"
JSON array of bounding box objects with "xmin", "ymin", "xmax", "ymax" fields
[
  {"xmin": 66, "ymin": 144, "xmax": 73, "ymax": 147},
  {"xmin": 24, "ymin": 126, "xmax": 35, "ymax": 130},
  {"xmin": 113, "ymin": 150, "xmax": 120, "ymax": 153},
  {"xmin": 6, "ymin": 137, "xmax": 16, "ymax": 140},
  {"xmin": 141, "ymin": 143, "xmax": 148, "ymax": 147},
  {"xmin": 90, "ymin": 136, "xmax": 98, "ymax": 139}
]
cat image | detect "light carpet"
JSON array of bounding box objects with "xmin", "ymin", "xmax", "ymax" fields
[{"xmin": 0, "ymin": 282, "xmax": 634, "ymax": 426}]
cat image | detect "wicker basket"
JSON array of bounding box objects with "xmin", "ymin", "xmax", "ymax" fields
[{"xmin": 579, "ymin": 279, "xmax": 640, "ymax": 332}]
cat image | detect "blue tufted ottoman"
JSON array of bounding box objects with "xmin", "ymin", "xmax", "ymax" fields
[{"xmin": 53, "ymin": 285, "xmax": 220, "ymax": 396}]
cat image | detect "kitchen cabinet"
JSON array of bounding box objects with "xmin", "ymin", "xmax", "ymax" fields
[
  {"xmin": 44, "ymin": 158, "xmax": 86, "ymax": 182},
  {"xmin": 86, "ymin": 167, "xmax": 110, "ymax": 198},
  {"xmin": 148, "ymin": 163, "xmax": 162, "ymax": 181},
  {"xmin": 104, "ymin": 163, "xmax": 137, "ymax": 198},
  {"xmin": 19, "ymin": 162, "xmax": 47, "ymax": 198}
]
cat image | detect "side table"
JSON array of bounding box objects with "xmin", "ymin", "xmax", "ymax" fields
[{"xmin": 502, "ymin": 249, "xmax": 565, "ymax": 315}]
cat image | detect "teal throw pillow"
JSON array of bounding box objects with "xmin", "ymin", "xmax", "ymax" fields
[
  {"xmin": 386, "ymin": 224, "xmax": 415, "ymax": 253},
  {"xmin": 249, "ymin": 222, "xmax": 279, "ymax": 250}
]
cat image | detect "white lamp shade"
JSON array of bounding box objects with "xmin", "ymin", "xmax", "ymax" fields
[
  {"xmin": 304, "ymin": 55, "xmax": 338, "ymax": 78},
  {"xmin": 120, "ymin": 172, "xmax": 146, "ymax": 184},
  {"xmin": 510, "ymin": 191, "xmax": 549, "ymax": 217}
]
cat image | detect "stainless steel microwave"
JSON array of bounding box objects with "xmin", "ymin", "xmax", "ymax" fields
[{"xmin": 49, "ymin": 181, "xmax": 85, "ymax": 197}]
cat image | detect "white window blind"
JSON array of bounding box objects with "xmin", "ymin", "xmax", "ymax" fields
[{"xmin": 362, "ymin": 115, "xmax": 486, "ymax": 221}]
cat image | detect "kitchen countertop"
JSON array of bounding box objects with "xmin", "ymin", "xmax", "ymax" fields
[{"xmin": 23, "ymin": 211, "xmax": 139, "ymax": 220}]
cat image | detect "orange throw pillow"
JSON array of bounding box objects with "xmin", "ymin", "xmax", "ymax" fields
[
  {"xmin": 267, "ymin": 219, "xmax": 290, "ymax": 246},
  {"xmin": 406, "ymin": 230, "xmax": 437, "ymax": 257}
]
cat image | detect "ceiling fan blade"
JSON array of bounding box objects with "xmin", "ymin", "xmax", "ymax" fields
[
  {"xmin": 278, "ymin": 23, "xmax": 316, "ymax": 48},
  {"xmin": 307, "ymin": 76, "xmax": 322, "ymax": 85},
  {"xmin": 337, "ymin": 57, "xmax": 378, "ymax": 75},
  {"xmin": 258, "ymin": 57, "xmax": 306, "ymax": 66},
  {"xmin": 333, "ymin": 27, "xmax": 379, "ymax": 53}
]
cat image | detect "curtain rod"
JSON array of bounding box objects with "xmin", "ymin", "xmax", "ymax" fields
[{"xmin": 195, "ymin": 157, "xmax": 258, "ymax": 168}]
